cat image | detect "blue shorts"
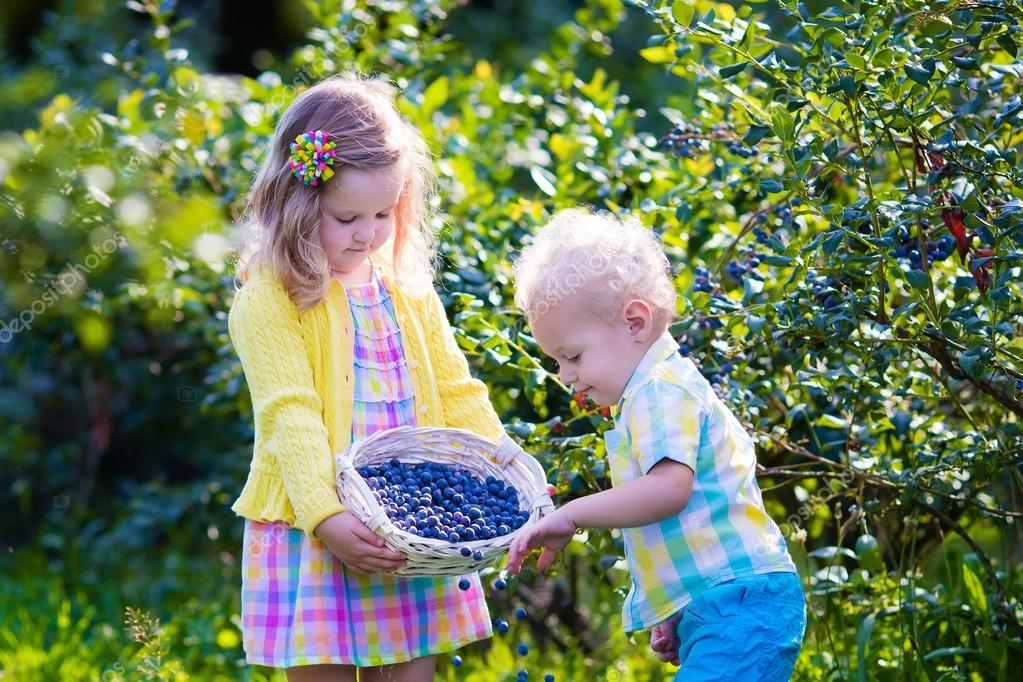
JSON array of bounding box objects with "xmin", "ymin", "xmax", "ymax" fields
[{"xmin": 674, "ymin": 571, "xmax": 806, "ymax": 681}]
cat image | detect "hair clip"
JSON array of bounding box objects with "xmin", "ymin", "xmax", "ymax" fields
[{"xmin": 288, "ymin": 130, "xmax": 337, "ymax": 187}]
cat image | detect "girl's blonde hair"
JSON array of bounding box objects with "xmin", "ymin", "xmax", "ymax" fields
[
  {"xmin": 234, "ymin": 72, "xmax": 437, "ymax": 310},
  {"xmin": 513, "ymin": 208, "xmax": 677, "ymax": 331}
]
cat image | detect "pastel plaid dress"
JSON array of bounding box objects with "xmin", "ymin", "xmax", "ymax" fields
[{"xmin": 240, "ymin": 273, "xmax": 492, "ymax": 667}]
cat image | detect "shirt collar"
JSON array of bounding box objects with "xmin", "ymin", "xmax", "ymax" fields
[{"xmin": 612, "ymin": 331, "xmax": 680, "ymax": 417}]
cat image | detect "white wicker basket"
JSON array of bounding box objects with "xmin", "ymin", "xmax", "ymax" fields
[{"xmin": 335, "ymin": 426, "xmax": 554, "ymax": 576}]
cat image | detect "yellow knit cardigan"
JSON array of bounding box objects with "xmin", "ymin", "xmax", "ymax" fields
[{"xmin": 227, "ymin": 267, "xmax": 505, "ymax": 537}]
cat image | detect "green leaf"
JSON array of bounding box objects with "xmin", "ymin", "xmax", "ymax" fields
[
  {"xmin": 952, "ymin": 56, "xmax": 979, "ymax": 71},
  {"xmin": 743, "ymin": 125, "xmax": 771, "ymax": 145},
  {"xmin": 719, "ymin": 62, "xmax": 747, "ymax": 78},
  {"xmin": 961, "ymin": 563, "xmax": 989, "ymax": 620},
  {"xmin": 742, "ymin": 276, "xmax": 764, "ymax": 303},
  {"xmin": 421, "ymin": 76, "xmax": 448, "ymax": 117},
  {"xmin": 767, "ymin": 101, "xmax": 795, "ymax": 144},
  {"xmin": 826, "ymin": 75, "xmax": 859, "ymax": 97},
  {"xmin": 844, "ymin": 52, "xmax": 867, "ymax": 70},
  {"xmin": 671, "ymin": 0, "xmax": 694, "ymax": 26},
  {"xmin": 808, "ymin": 546, "xmax": 857, "ymax": 561},
  {"xmin": 905, "ymin": 268, "xmax": 930, "ymax": 290},
  {"xmin": 815, "ymin": 413, "xmax": 846, "ymax": 430},
  {"xmin": 957, "ymin": 350, "xmax": 984, "ymax": 380},
  {"xmin": 920, "ymin": 17, "xmax": 953, "ymax": 37},
  {"xmin": 857, "ymin": 612, "xmax": 877, "ymax": 682},
  {"xmin": 904, "ymin": 60, "xmax": 935, "ymax": 85},
  {"xmin": 530, "ymin": 166, "xmax": 557, "ymax": 197},
  {"xmin": 640, "ymin": 45, "xmax": 676, "ymax": 64},
  {"xmin": 997, "ymin": 34, "xmax": 1018, "ymax": 58}
]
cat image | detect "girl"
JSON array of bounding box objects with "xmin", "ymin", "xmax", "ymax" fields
[{"xmin": 228, "ymin": 73, "xmax": 506, "ymax": 681}]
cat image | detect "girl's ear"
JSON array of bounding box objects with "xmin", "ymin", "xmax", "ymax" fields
[{"xmin": 622, "ymin": 299, "xmax": 654, "ymax": 341}]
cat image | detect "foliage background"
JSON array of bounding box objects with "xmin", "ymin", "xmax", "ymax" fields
[{"xmin": 1, "ymin": 0, "xmax": 1021, "ymax": 680}]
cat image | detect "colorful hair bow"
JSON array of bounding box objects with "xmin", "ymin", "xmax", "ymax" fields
[{"xmin": 288, "ymin": 130, "xmax": 337, "ymax": 187}]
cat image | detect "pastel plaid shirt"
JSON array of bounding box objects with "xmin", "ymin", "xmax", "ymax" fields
[{"xmin": 604, "ymin": 332, "xmax": 796, "ymax": 632}]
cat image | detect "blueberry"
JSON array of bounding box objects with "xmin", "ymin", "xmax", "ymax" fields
[
  {"xmin": 472, "ymin": 550, "xmax": 484, "ymax": 561},
  {"xmin": 517, "ymin": 643, "xmax": 529, "ymax": 655},
  {"xmin": 493, "ymin": 578, "xmax": 507, "ymax": 590},
  {"xmin": 495, "ymin": 618, "xmax": 509, "ymax": 634},
  {"xmin": 515, "ymin": 607, "xmax": 527, "ymax": 620},
  {"xmin": 452, "ymin": 655, "xmax": 462, "ymax": 667},
  {"xmin": 458, "ymin": 578, "xmax": 471, "ymax": 591},
  {"xmin": 517, "ymin": 672, "xmax": 528, "ymax": 681},
  {"xmin": 545, "ymin": 675, "xmax": 554, "ymax": 682},
  {"xmin": 460, "ymin": 546, "xmax": 472, "ymax": 557}
]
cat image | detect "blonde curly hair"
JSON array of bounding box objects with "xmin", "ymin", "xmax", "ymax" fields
[
  {"xmin": 513, "ymin": 207, "xmax": 677, "ymax": 331},
  {"xmin": 234, "ymin": 72, "xmax": 437, "ymax": 310}
]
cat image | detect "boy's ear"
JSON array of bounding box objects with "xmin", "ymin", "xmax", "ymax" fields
[{"xmin": 623, "ymin": 299, "xmax": 654, "ymax": 341}]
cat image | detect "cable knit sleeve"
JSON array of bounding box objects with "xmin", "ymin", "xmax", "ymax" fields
[
  {"xmin": 424, "ymin": 289, "xmax": 506, "ymax": 442},
  {"xmin": 228, "ymin": 280, "xmax": 346, "ymax": 537}
]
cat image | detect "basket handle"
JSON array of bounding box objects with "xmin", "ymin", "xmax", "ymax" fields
[{"xmin": 495, "ymin": 435, "xmax": 555, "ymax": 517}]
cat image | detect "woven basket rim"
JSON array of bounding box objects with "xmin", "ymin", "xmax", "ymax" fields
[{"xmin": 335, "ymin": 426, "xmax": 554, "ymax": 576}]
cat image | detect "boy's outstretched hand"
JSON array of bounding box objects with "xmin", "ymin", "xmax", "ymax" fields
[{"xmin": 506, "ymin": 507, "xmax": 577, "ymax": 575}]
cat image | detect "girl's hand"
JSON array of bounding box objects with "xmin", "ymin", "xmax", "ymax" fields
[
  {"xmin": 649, "ymin": 613, "xmax": 683, "ymax": 666},
  {"xmin": 314, "ymin": 511, "xmax": 406, "ymax": 573},
  {"xmin": 506, "ymin": 507, "xmax": 577, "ymax": 575}
]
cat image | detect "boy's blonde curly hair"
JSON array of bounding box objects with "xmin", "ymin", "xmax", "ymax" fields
[{"xmin": 513, "ymin": 208, "xmax": 677, "ymax": 331}]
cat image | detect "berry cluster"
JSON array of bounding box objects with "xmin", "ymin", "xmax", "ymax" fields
[
  {"xmin": 357, "ymin": 460, "xmax": 529, "ymax": 542},
  {"xmin": 806, "ymin": 272, "xmax": 842, "ymax": 309},
  {"xmin": 661, "ymin": 120, "xmax": 758, "ymax": 158},
  {"xmin": 709, "ymin": 122, "xmax": 756, "ymax": 157},
  {"xmin": 752, "ymin": 197, "xmax": 801, "ymax": 244},
  {"xmin": 892, "ymin": 227, "xmax": 956, "ymax": 270},
  {"xmin": 724, "ymin": 245, "xmax": 764, "ymax": 283},
  {"xmin": 661, "ymin": 121, "xmax": 706, "ymax": 158},
  {"xmin": 705, "ymin": 362, "xmax": 734, "ymax": 386},
  {"xmin": 692, "ymin": 266, "xmax": 716, "ymax": 293}
]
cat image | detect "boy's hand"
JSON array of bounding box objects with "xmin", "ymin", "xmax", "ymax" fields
[
  {"xmin": 507, "ymin": 507, "xmax": 577, "ymax": 575},
  {"xmin": 649, "ymin": 613, "xmax": 682, "ymax": 666}
]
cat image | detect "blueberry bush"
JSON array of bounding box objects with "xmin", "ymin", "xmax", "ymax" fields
[{"xmin": 1, "ymin": 0, "xmax": 1021, "ymax": 679}]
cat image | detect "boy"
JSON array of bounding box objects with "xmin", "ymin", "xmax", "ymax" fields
[{"xmin": 508, "ymin": 208, "xmax": 805, "ymax": 680}]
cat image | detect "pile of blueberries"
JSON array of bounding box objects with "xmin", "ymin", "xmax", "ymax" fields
[
  {"xmin": 358, "ymin": 460, "xmax": 558, "ymax": 679},
  {"xmin": 357, "ymin": 459, "xmax": 530, "ymax": 543}
]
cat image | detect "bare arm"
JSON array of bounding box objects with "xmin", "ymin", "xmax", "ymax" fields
[
  {"xmin": 508, "ymin": 459, "xmax": 694, "ymax": 574},
  {"xmin": 561, "ymin": 459, "xmax": 694, "ymax": 529}
]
